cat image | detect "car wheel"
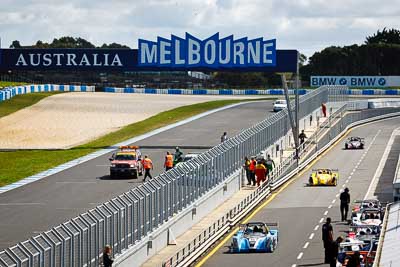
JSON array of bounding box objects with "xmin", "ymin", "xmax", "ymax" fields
[
  {"xmin": 332, "ymin": 178, "xmax": 337, "ymax": 186},
  {"xmin": 309, "ymin": 177, "xmax": 313, "ymax": 186},
  {"xmin": 360, "ymin": 145, "xmax": 364, "ymax": 149},
  {"xmin": 110, "ymin": 172, "xmax": 115, "ymax": 179},
  {"xmin": 345, "ymin": 144, "xmax": 348, "ymax": 149},
  {"xmin": 270, "ymin": 241, "xmax": 275, "ymax": 252},
  {"xmin": 132, "ymin": 170, "xmax": 138, "ymax": 179}
]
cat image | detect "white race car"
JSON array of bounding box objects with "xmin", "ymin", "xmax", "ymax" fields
[
  {"xmin": 352, "ymin": 208, "xmax": 383, "ymax": 227},
  {"xmin": 273, "ymin": 99, "xmax": 287, "ymax": 112}
]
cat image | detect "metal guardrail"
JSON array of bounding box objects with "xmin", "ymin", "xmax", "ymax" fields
[
  {"xmin": 161, "ymin": 104, "xmax": 400, "ymax": 267},
  {"xmin": 0, "ymin": 86, "xmax": 344, "ymax": 267}
]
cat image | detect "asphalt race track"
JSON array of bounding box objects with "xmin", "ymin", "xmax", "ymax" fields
[
  {"xmin": 198, "ymin": 116, "xmax": 400, "ymax": 267},
  {"xmin": 0, "ymin": 100, "xmax": 275, "ymax": 250}
]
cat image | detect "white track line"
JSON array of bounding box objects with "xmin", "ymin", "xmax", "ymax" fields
[
  {"xmin": 324, "ymin": 210, "xmax": 328, "ymax": 215},
  {"xmin": 314, "ymin": 225, "xmax": 319, "ymax": 231},
  {"xmin": 303, "ymin": 242, "xmax": 310, "ymax": 249},
  {"xmin": 319, "ymin": 218, "xmax": 324, "ymax": 223},
  {"xmin": 309, "ymin": 233, "xmax": 315, "ymax": 239},
  {"xmin": 297, "ymin": 252, "xmax": 303, "ymax": 259}
]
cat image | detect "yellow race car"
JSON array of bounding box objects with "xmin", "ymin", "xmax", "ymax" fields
[{"xmin": 308, "ymin": 168, "xmax": 339, "ymax": 186}]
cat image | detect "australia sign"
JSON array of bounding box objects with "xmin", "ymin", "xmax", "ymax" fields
[{"xmin": 0, "ymin": 33, "xmax": 298, "ymax": 72}]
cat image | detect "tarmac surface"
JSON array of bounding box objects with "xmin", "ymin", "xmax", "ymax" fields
[
  {"xmin": 0, "ymin": 100, "xmax": 275, "ymax": 250},
  {"xmin": 198, "ymin": 116, "xmax": 400, "ymax": 267}
]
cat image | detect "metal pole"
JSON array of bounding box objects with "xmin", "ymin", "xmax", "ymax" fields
[
  {"xmin": 281, "ymin": 75, "xmax": 298, "ymax": 156},
  {"xmin": 295, "ymin": 55, "xmax": 300, "ymax": 162}
]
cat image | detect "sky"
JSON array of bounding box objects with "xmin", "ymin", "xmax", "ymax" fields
[{"xmin": 1, "ymin": 0, "xmax": 400, "ymax": 58}]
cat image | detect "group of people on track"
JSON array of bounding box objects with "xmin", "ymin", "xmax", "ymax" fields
[
  {"xmin": 243, "ymin": 155, "xmax": 275, "ymax": 186},
  {"xmin": 321, "ymin": 187, "xmax": 355, "ymax": 267}
]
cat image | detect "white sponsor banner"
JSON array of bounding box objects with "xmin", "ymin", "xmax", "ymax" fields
[{"xmin": 310, "ymin": 76, "xmax": 400, "ymax": 87}]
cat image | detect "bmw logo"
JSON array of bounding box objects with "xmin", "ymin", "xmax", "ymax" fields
[
  {"xmin": 378, "ymin": 78, "xmax": 386, "ymax": 86},
  {"xmin": 339, "ymin": 78, "xmax": 347, "ymax": 85}
]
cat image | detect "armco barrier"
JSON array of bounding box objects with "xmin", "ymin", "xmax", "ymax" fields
[
  {"xmin": 0, "ymin": 86, "xmax": 345, "ymax": 267},
  {"xmin": 0, "ymin": 84, "xmax": 95, "ymax": 103},
  {"xmin": 103, "ymin": 87, "xmax": 400, "ymax": 96},
  {"xmin": 161, "ymin": 105, "xmax": 400, "ymax": 267}
]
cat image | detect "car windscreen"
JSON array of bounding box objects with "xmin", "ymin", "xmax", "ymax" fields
[
  {"xmin": 275, "ymin": 100, "xmax": 286, "ymax": 104},
  {"xmin": 115, "ymin": 154, "xmax": 136, "ymax": 160}
]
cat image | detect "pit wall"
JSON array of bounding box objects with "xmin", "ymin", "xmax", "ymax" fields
[
  {"xmin": 0, "ymin": 84, "xmax": 95, "ymax": 102},
  {"xmin": 104, "ymin": 87, "xmax": 400, "ymax": 96}
]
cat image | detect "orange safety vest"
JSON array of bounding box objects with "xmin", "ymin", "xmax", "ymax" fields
[
  {"xmin": 143, "ymin": 158, "xmax": 153, "ymax": 169},
  {"xmin": 249, "ymin": 160, "xmax": 256, "ymax": 171},
  {"xmin": 165, "ymin": 154, "xmax": 173, "ymax": 167}
]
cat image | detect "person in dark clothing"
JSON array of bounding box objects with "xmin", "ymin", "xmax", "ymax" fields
[
  {"xmin": 329, "ymin": 236, "xmax": 343, "ymax": 267},
  {"xmin": 299, "ymin": 130, "xmax": 307, "ymax": 145},
  {"xmin": 243, "ymin": 156, "xmax": 251, "ymax": 185},
  {"xmin": 340, "ymin": 188, "xmax": 351, "ymax": 222},
  {"xmin": 346, "ymin": 251, "xmax": 361, "ymax": 267},
  {"xmin": 322, "ymin": 217, "xmax": 334, "ymax": 264},
  {"xmin": 103, "ymin": 245, "xmax": 114, "ymax": 267}
]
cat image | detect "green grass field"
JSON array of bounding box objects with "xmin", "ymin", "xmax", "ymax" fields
[
  {"xmin": 0, "ymin": 98, "xmax": 272, "ymax": 186},
  {"xmin": 0, "ymin": 92, "xmax": 64, "ymax": 118},
  {"xmin": 0, "ymin": 81, "xmax": 28, "ymax": 88}
]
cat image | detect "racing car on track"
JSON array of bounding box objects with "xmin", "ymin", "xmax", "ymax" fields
[
  {"xmin": 345, "ymin": 137, "xmax": 365, "ymax": 149},
  {"xmin": 109, "ymin": 146, "xmax": 143, "ymax": 179},
  {"xmin": 230, "ymin": 222, "xmax": 278, "ymax": 253},
  {"xmin": 308, "ymin": 168, "xmax": 339, "ymax": 186}
]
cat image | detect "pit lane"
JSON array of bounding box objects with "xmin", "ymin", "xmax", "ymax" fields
[{"xmin": 197, "ymin": 116, "xmax": 400, "ymax": 267}]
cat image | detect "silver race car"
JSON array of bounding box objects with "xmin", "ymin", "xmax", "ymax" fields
[{"xmin": 345, "ymin": 137, "xmax": 365, "ymax": 149}]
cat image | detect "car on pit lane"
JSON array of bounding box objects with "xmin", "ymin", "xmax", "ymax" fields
[
  {"xmin": 345, "ymin": 137, "xmax": 365, "ymax": 149},
  {"xmin": 109, "ymin": 146, "xmax": 143, "ymax": 179},
  {"xmin": 230, "ymin": 222, "xmax": 278, "ymax": 253},
  {"xmin": 308, "ymin": 168, "xmax": 339, "ymax": 186},
  {"xmin": 352, "ymin": 199, "xmax": 383, "ymax": 214},
  {"xmin": 352, "ymin": 208, "xmax": 383, "ymax": 227}
]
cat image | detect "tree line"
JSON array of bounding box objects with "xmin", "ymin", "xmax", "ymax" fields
[
  {"xmin": 9, "ymin": 37, "xmax": 130, "ymax": 49},
  {"xmin": 301, "ymin": 28, "xmax": 400, "ymax": 81}
]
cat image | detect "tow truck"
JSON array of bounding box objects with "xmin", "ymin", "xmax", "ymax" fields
[{"xmin": 109, "ymin": 146, "xmax": 143, "ymax": 179}]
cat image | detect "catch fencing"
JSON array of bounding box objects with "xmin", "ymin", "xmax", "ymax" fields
[
  {"xmin": 0, "ymin": 86, "xmax": 348, "ymax": 267},
  {"xmin": 161, "ymin": 103, "xmax": 400, "ymax": 267}
]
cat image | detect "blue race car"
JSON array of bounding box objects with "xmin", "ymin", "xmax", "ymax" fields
[{"xmin": 230, "ymin": 222, "xmax": 279, "ymax": 253}]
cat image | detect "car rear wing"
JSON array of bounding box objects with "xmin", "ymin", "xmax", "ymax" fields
[{"xmin": 265, "ymin": 222, "xmax": 279, "ymax": 227}]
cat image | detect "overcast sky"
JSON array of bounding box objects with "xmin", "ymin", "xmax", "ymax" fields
[{"xmin": 1, "ymin": 0, "xmax": 400, "ymax": 58}]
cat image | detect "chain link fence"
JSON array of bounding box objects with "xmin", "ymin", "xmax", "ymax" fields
[{"xmin": 0, "ymin": 86, "xmax": 350, "ymax": 267}]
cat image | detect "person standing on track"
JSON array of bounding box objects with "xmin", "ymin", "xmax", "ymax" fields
[
  {"xmin": 243, "ymin": 156, "xmax": 251, "ymax": 185},
  {"xmin": 164, "ymin": 151, "xmax": 174, "ymax": 171},
  {"xmin": 249, "ymin": 157, "xmax": 257, "ymax": 186},
  {"xmin": 102, "ymin": 245, "xmax": 114, "ymax": 267},
  {"xmin": 322, "ymin": 217, "xmax": 334, "ymax": 264},
  {"xmin": 142, "ymin": 155, "xmax": 153, "ymax": 182},
  {"xmin": 265, "ymin": 154, "xmax": 275, "ymax": 178},
  {"xmin": 322, "ymin": 103, "xmax": 327, "ymax": 117},
  {"xmin": 255, "ymin": 160, "xmax": 267, "ymax": 186},
  {"xmin": 340, "ymin": 188, "xmax": 351, "ymax": 222},
  {"xmin": 220, "ymin": 132, "xmax": 227, "ymax": 143},
  {"xmin": 329, "ymin": 236, "xmax": 343, "ymax": 267}
]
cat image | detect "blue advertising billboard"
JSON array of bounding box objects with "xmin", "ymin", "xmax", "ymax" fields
[
  {"xmin": 0, "ymin": 33, "xmax": 298, "ymax": 72},
  {"xmin": 310, "ymin": 76, "xmax": 400, "ymax": 87}
]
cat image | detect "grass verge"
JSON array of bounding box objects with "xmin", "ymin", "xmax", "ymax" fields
[
  {"xmin": 0, "ymin": 81, "xmax": 28, "ymax": 88},
  {"xmin": 0, "ymin": 92, "xmax": 64, "ymax": 118},
  {"xmin": 0, "ymin": 98, "xmax": 273, "ymax": 186}
]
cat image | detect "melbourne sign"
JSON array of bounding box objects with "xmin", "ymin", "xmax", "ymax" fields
[
  {"xmin": 311, "ymin": 76, "xmax": 400, "ymax": 88},
  {"xmin": 0, "ymin": 33, "xmax": 298, "ymax": 72},
  {"xmin": 138, "ymin": 33, "xmax": 276, "ymax": 68}
]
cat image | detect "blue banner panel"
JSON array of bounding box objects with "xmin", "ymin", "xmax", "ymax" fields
[{"xmin": 0, "ymin": 48, "xmax": 298, "ymax": 72}]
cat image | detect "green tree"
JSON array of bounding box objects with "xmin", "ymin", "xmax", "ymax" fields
[
  {"xmin": 9, "ymin": 40, "xmax": 21, "ymax": 48},
  {"xmin": 366, "ymin": 28, "xmax": 400, "ymax": 45}
]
